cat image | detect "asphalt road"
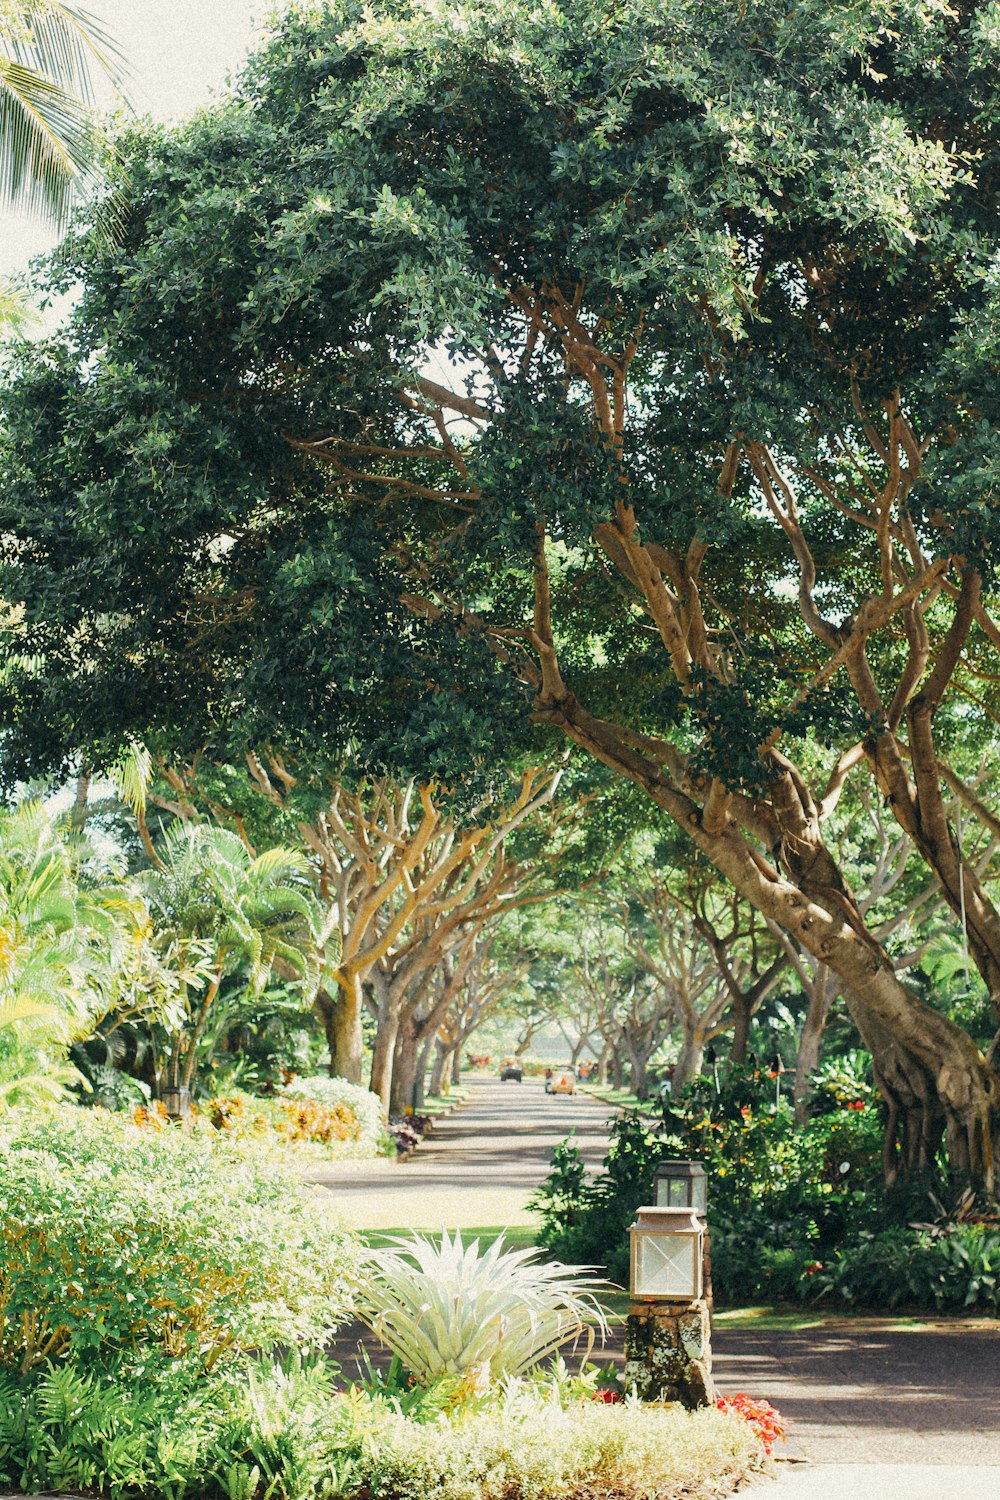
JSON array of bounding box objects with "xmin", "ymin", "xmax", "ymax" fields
[{"xmin": 308, "ymin": 1073, "xmax": 614, "ymax": 1231}]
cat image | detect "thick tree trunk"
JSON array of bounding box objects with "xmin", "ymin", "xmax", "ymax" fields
[
  {"xmin": 390, "ymin": 1015, "xmax": 420, "ymax": 1115},
  {"xmin": 596, "ymin": 1041, "xmax": 611, "ymax": 1086},
  {"xmin": 793, "ymin": 967, "xmax": 839, "ymax": 1124},
  {"xmin": 430, "ymin": 1041, "xmax": 450, "ymax": 1097},
  {"xmin": 413, "ymin": 1031, "xmax": 436, "ymax": 1111},
  {"xmin": 315, "ymin": 973, "xmax": 365, "ymax": 1085},
  {"xmin": 369, "ymin": 1013, "xmax": 400, "ymax": 1111},
  {"xmin": 729, "ymin": 995, "xmax": 751, "ymax": 1066},
  {"xmin": 671, "ymin": 1032, "xmax": 705, "ymax": 1096},
  {"xmin": 704, "ymin": 820, "xmax": 1000, "ymax": 1183},
  {"xmin": 544, "ymin": 695, "xmax": 1000, "ymax": 1181},
  {"xmin": 451, "ymin": 1049, "xmax": 461, "ymax": 1085}
]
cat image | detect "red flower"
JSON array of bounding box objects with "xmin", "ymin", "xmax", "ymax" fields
[
  {"xmin": 592, "ymin": 1388, "xmax": 623, "ymax": 1403},
  {"xmin": 717, "ymin": 1393, "xmax": 786, "ymax": 1455}
]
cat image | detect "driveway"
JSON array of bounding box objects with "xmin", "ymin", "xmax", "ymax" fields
[{"xmin": 309, "ymin": 1073, "xmax": 613, "ymax": 1230}]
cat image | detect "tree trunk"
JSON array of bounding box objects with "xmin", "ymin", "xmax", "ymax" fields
[
  {"xmin": 451, "ymin": 1048, "xmax": 461, "ymax": 1085},
  {"xmin": 315, "ymin": 973, "xmax": 364, "ymax": 1084},
  {"xmin": 596, "ymin": 1040, "xmax": 611, "ymax": 1086},
  {"xmin": 71, "ymin": 767, "xmax": 91, "ymax": 832},
  {"xmin": 729, "ymin": 995, "xmax": 752, "ymax": 1066},
  {"xmin": 793, "ymin": 966, "xmax": 839, "ymax": 1124},
  {"xmin": 671, "ymin": 1032, "xmax": 705, "ymax": 1096},
  {"xmin": 702, "ymin": 815, "xmax": 1000, "ymax": 1183},
  {"xmin": 547, "ymin": 697, "xmax": 1000, "ymax": 1182},
  {"xmin": 369, "ymin": 1012, "xmax": 400, "ymax": 1111},
  {"xmin": 430, "ymin": 1041, "xmax": 450, "ymax": 1097},
  {"xmin": 391, "ymin": 1015, "xmax": 420, "ymax": 1115},
  {"xmin": 413, "ymin": 1030, "xmax": 436, "ymax": 1111},
  {"xmin": 625, "ymin": 1037, "xmax": 649, "ymax": 1098}
]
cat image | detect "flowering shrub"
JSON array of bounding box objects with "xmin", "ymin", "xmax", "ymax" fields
[
  {"xmin": 717, "ymin": 1393, "xmax": 786, "ymax": 1455},
  {"xmin": 132, "ymin": 1099, "xmax": 171, "ymax": 1131},
  {"xmin": 0, "ymin": 1108, "xmax": 354, "ymax": 1372},
  {"xmin": 278, "ymin": 1096, "xmax": 356, "ymax": 1144},
  {"xmin": 280, "ymin": 1074, "xmax": 384, "ymax": 1153}
]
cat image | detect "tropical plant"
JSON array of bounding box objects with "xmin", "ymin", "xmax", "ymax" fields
[
  {"xmin": 0, "ymin": 0, "xmax": 124, "ymax": 221},
  {"xmin": 356, "ymin": 1231, "xmax": 609, "ymax": 1394},
  {"xmin": 280, "ymin": 1073, "xmax": 385, "ymax": 1147},
  {"xmin": 133, "ymin": 824, "xmax": 325, "ymax": 1092},
  {"xmin": 0, "ymin": 800, "xmax": 144, "ymax": 1106},
  {"xmin": 0, "ymin": 1352, "xmax": 764, "ymax": 1500},
  {"xmin": 0, "ymin": 1107, "xmax": 355, "ymax": 1373}
]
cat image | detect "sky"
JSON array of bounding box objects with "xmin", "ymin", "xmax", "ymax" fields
[{"xmin": 0, "ymin": 0, "xmax": 270, "ymax": 279}]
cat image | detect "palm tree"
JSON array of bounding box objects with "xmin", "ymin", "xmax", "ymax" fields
[
  {"xmin": 0, "ymin": 800, "xmax": 143, "ymax": 1106},
  {"xmin": 134, "ymin": 825, "xmax": 325, "ymax": 1094},
  {"xmin": 1, "ymin": 1, "xmax": 125, "ymax": 222}
]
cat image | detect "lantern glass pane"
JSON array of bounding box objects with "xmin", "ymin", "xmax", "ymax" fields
[
  {"xmin": 692, "ymin": 1176, "xmax": 708, "ymax": 1214},
  {"xmin": 634, "ymin": 1231, "xmax": 700, "ymax": 1299},
  {"xmin": 655, "ymin": 1176, "xmax": 688, "ymax": 1207}
]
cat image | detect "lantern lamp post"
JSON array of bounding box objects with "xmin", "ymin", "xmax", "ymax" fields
[
  {"xmin": 654, "ymin": 1159, "xmax": 708, "ymax": 1215},
  {"xmin": 630, "ymin": 1206, "xmax": 704, "ymax": 1301},
  {"xmin": 624, "ymin": 1163, "xmax": 714, "ymax": 1409}
]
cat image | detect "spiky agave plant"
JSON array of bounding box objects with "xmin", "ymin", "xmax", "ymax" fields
[{"xmin": 356, "ymin": 1231, "xmax": 610, "ymax": 1393}]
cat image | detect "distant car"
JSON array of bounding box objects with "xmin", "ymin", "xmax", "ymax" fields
[
  {"xmin": 499, "ymin": 1062, "xmax": 523, "ymax": 1082},
  {"xmin": 548, "ymin": 1068, "xmax": 576, "ymax": 1095}
]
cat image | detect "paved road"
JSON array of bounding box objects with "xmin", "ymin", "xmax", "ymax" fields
[
  {"xmin": 309, "ymin": 1073, "xmax": 613, "ymax": 1230},
  {"xmin": 716, "ymin": 1320, "xmax": 1000, "ymax": 1484}
]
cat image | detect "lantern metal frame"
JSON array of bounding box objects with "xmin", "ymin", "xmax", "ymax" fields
[
  {"xmin": 628, "ymin": 1205, "xmax": 705, "ymax": 1302},
  {"xmin": 653, "ymin": 1159, "xmax": 708, "ymax": 1216}
]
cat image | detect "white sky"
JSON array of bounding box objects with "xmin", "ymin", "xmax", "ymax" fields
[{"xmin": 0, "ymin": 0, "xmax": 270, "ymax": 278}]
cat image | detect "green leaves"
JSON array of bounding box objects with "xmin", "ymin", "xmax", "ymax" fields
[{"xmin": 0, "ymin": 1107, "xmax": 355, "ymax": 1371}]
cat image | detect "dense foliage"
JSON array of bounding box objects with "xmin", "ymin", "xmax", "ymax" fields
[
  {"xmin": 0, "ymin": 1352, "xmax": 763, "ymax": 1500},
  {"xmin": 0, "ymin": 1109, "xmax": 355, "ymax": 1373},
  {"xmin": 533, "ymin": 1068, "xmax": 1000, "ymax": 1311},
  {"xmin": 5, "ymin": 0, "xmax": 1000, "ymax": 1166}
]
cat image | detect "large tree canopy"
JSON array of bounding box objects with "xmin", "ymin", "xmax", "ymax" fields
[{"xmin": 6, "ymin": 0, "xmax": 1000, "ymax": 1173}]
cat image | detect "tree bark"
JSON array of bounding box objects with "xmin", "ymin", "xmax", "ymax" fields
[
  {"xmin": 729, "ymin": 996, "xmax": 751, "ymax": 1066},
  {"xmin": 414, "ymin": 1030, "xmax": 436, "ymax": 1111},
  {"xmin": 315, "ymin": 973, "xmax": 365, "ymax": 1084},
  {"xmin": 390, "ymin": 1014, "xmax": 420, "ymax": 1115},
  {"xmin": 430, "ymin": 1040, "xmax": 450, "ymax": 1097},
  {"xmin": 540, "ymin": 693, "xmax": 1000, "ymax": 1184},
  {"xmin": 671, "ymin": 1032, "xmax": 705, "ymax": 1096},
  {"xmin": 793, "ymin": 966, "xmax": 839, "ymax": 1124}
]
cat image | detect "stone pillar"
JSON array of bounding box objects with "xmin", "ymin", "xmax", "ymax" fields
[{"xmin": 623, "ymin": 1298, "xmax": 715, "ymax": 1408}]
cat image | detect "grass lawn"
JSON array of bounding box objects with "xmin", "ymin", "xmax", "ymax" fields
[
  {"xmin": 579, "ymin": 1083, "xmax": 655, "ymax": 1113},
  {"xmin": 360, "ymin": 1223, "xmax": 540, "ymax": 1254},
  {"xmin": 419, "ymin": 1088, "xmax": 471, "ymax": 1117}
]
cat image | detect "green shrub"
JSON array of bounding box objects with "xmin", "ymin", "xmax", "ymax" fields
[
  {"xmin": 531, "ymin": 1067, "xmax": 997, "ymax": 1312},
  {"xmin": 814, "ymin": 1224, "xmax": 1000, "ymax": 1312},
  {"xmin": 0, "ymin": 1354, "xmax": 765, "ymax": 1500},
  {"xmin": 0, "ymin": 1107, "xmax": 355, "ymax": 1373}
]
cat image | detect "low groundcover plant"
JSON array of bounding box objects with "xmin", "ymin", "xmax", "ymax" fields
[{"xmin": 0, "ymin": 1353, "xmax": 767, "ymax": 1500}]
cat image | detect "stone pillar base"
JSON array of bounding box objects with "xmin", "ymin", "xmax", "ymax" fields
[{"xmin": 623, "ymin": 1298, "xmax": 715, "ymax": 1409}]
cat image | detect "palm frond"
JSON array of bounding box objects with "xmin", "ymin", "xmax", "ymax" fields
[
  {"xmin": 0, "ymin": 276, "xmax": 37, "ymax": 331},
  {"xmin": 0, "ymin": 1, "xmax": 129, "ymax": 222}
]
